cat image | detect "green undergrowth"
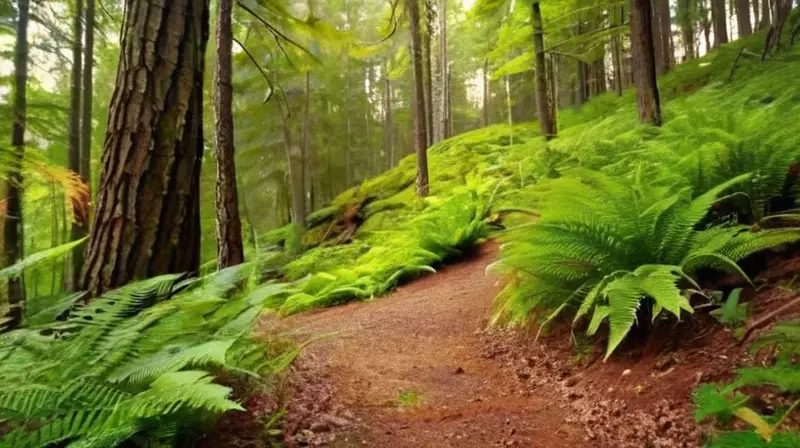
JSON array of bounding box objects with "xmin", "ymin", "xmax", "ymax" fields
[
  {"xmin": 0, "ymin": 265, "xmax": 300, "ymax": 447},
  {"xmin": 254, "ymin": 32, "xmax": 800, "ymax": 327},
  {"xmin": 694, "ymin": 318, "xmax": 800, "ymax": 446}
]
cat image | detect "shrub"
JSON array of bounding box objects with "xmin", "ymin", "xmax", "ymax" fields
[
  {"xmin": 0, "ymin": 267, "xmax": 297, "ymax": 447},
  {"xmin": 492, "ymin": 170, "xmax": 800, "ymax": 358}
]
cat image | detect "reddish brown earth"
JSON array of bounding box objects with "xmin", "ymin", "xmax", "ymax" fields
[
  {"xmin": 273, "ymin": 242, "xmax": 586, "ymax": 447},
  {"xmin": 208, "ymin": 242, "xmax": 800, "ymax": 448}
]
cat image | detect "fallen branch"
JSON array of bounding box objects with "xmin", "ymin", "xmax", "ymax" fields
[
  {"xmin": 740, "ymin": 294, "xmax": 800, "ymax": 344},
  {"xmin": 727, "ymin": 47, "xmax": 746, "ymax": 83}
]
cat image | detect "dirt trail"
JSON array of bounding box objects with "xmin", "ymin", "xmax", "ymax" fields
[{"xmin": 279, "ymin": 243, "xmax": 585, "ymax": 447}]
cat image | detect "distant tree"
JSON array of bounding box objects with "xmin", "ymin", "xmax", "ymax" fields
[
  {"xmin": 532, "ymin": 1, "xmax": 555, "ymax": 139},
  {"xmin": 407, "ymin": 0, "xmax": 430, "ymax": 196},
  {"xmin": 631, "ymin": 0, "xmax": 662, "ymax": 125},
  {"xmin": 213, "ymin": 0, "xmax": 245, "ymax": 268},
  {"xmin": 735, "ymin": 0, "xmax": 753, "ymax": 37},
  {"xmin": 711, "ymin": 0, "xmax": 729, "ymax": 48},
  {"xmin": 67, "ymin": 0, "xmax": 84, "ymax": 290},
  {"xmin": 3, "ymin": 0, "xmax": 30, "ymax": 328},
  {"xmin": 82, "ymin": 0, "xmax": 209, "ymax": 294}
]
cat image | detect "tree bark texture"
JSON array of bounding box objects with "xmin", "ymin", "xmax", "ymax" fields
[
  {"xmin": 76, "ymin": 0, "xmax": 95, "ymax": 280},
  {"xmin": 81, "ymin": 0, "xmax": 210, "ymax": 295},
  {"xmin": 699, "ymin": 0, "xmax": 713, "ymax": 51},
  {"xmin": 213, "ymin": 0, "xmax": 244, "ymax": 269},
  {"xmin": 67, "ymin": 0, "xmax": 85, "ymax": 291},
  {"xmin": 423, "ymin": 3, "xmax": 434, "ymax": 148},
  {"xmin": 3, "ymin": 0, "xmax": 29, "ymax": 328},
  {"xmin": 712, "ymin": 0, "xmax": 729, "ymax": 47},
  {"xmin": 678, "ymin": 0, "xmax": 696, "ymax": 60},
  {"xmin": 655, "ymin": 0, "xmax": 674, "ymax": 72},
  {"xmin": 407, "ymin": 0, "xmax": 429, "ymax": 196},
  {"xmin": 759, "ymin": 0, "xmax": 771, "ymax": 28},
  {"xmin": 735, "ymin": 0, "xmax": 753, "ymax": 37},
  {"xmin": 81, "ymin": 0, "xmax": 95, "ymax": 197},
  {"xmin": 532, "ymin": 1, "xmax": 555, "ymax": 139},
  {"xmin": 631, "ymin": 0, "xmax": 663, "ymax": 126},
  {"xmin": 437, "ymin": 0, "xmax": 449, "ymax": 142}
]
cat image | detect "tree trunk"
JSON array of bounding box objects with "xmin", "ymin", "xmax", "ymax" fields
[
  {"xmin": 303, "ymin": 71, "xmax": 313, "ymax": 211},
  {"xmin": 735, "ymin": 0, "xmax": 753, "ymax": 37},
  {"xmin": 532, "ymin": 1, "xmax": 555, "ymax": 139},
  {"xmin": 213, "ymin": 0, "xmax": 244, "ymax": 269},
  {"xmin": 631, "ymin": 0, "xmax": 663, "ymax": 125},
  {"xmin": 383, "ymin": 60, "xmax": 394, "ymax": 169},
  {"xmin": 81, "ymin": 0, "xmax": 209, "ymax": 295},
  {"xmin": 482, "ymin": 59, "xmax": 490, "ymax": 127},
  {"xmin": 67, "ymin": 0, "xmax": 84, "ymax": 291},
  {"xmin": 3, "ymin": 0, "xmax": 29, "ymax": 328},
  {"xmin": 759, "ymin": 0, "xmax": 771, "ymax": 28},
  {"xmin": 423, "ymin": 4, "xmax": 434, "ymax": 148},
  {"xmin": 611, "ymin": 5, "xmax": 624, "ymax": 95},
  {"xmin": 407, "ymin": 0, "xmax": 429, "ymax": 197},
  {"xmin": 712, "ymin": 0, "xmax": 729, "ymax": 47},
  {"xmin": 700, "ymin": 0, "xmax": 713, "ymax": 52},
  {"xmin": 752, "ymin": 0, "xmax": 760, "ymax": 29},
  {"xmin": 678, "ymin": 0, "xmax": 697, "ymax": 60},
  {"xmin": 79, "ymin": 0, "xmax": 95, "ymax": 255},
  {"xmin": 344, "ymin": 55, "xmax": 352, "ymax": 188},
  {"xmin": 438, "ymin": 0, "xmax": 449, "ymax": 142},
  {"xmin": 282, "ymin": 118, "xmax": 306, "ymax": 232},
  {"xmin": 655, "ymin": 0, "xmax": 673, "ymax": 72}
]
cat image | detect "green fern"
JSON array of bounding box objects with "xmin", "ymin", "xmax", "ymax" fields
[
  {"xmin": 495, "ymin": 171, "xmax": 800, "ymax": 357},
  {"xmin": 0, "ymin": 268, "xmax": 297, "ymax": 447}
]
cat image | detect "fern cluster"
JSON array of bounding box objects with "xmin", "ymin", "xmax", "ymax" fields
[
  {"xmin": 694, "ymin": 320, "xmax": 800, "ymax": 446},
  {"xmin": 275, "ymin": 190, "xmax": 492, "ymax": 315},
  {"xmin": 493, "ymin": 170, "xmax": 800, "ymax": 357},
  {"xmin": 0, "ymin": 268, "xmax": 297, "ymax": 447}
]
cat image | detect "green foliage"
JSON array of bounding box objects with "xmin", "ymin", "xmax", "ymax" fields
[
  {"xmin": 0, "ymin": 269, "xmax": 298, "ymax": 447},
  {"xmin": 710, "ymin": 289, "xmax": 748, "ymax": 326},
  {"xmin": 493, "ymin": 170, "xmax": 800, "ymax": 357},
  {"xmin": 695, "ymin": 320, "xmax": 800, "ymax": 444}
]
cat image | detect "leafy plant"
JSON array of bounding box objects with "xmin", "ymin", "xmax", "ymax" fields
[
  {"xmin": 493, "ymin": 170, "xmax": 800, "ymax": 358},
  {"xmin": 695, "ymin": 320, "xmax": 800, "ymax": 445},
  {"xmin": 710, "ymin": 288, "xmax": 749, "ymax": 326},
  {"xmin": 0, "ymin": 268, "xmax": 298, "ymax": 447}
]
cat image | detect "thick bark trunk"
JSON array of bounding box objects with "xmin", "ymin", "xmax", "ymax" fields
[
  {"xmin": 678, "ymin": 0, "xmax": 697, "ymax": 60},
  {"xmin": 735, "ymin": 0, "xmax": 753, "ymax": 37},
  {"xmin": 712, "ymin": 0, "xmax": 729, "ymax": 47},
  {"xmin": 67, "ymin": 0, "xmax": 84, "ymax": 291},
  {"xmin": 655, "ymin": 0, "xmax": 674, "ymax": 72},
  {"xmin": 532, "ymin": 1, "xmax": 555, "ymax": 139},
  {"xmin": 407, "ymin": 0, "xmax": 429, "ymax": 196},
  {"xmin": 213, "ymin": 0, "xmax": 244, "ymax": 269},
  {"xmin": 631, "ymin": 0, "xmax": 663, "ymax": 126},
  {"xmin": 81, "ymin": 0, "xmax": 209, "ymax": 295},
  {"xmin": 3, "ymin": 0, "xmax": 29, "ymax": 328},
  {"xmin": 759, "ymin": 0, "xmax": 771, "ymax": 28}
]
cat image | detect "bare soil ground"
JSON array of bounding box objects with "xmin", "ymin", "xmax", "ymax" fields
[
  {"xmin": 206, "ymin": 242, "xmax": 800, "ymax": 448},
  {"xmin": 272, "ymin": 242, "xmax": 585, "ymax": 447}
]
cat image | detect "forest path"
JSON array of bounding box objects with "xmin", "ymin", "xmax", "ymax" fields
[{"xmin": 279, "ymin": 242, "xmax": 585, "ymax": 447}]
